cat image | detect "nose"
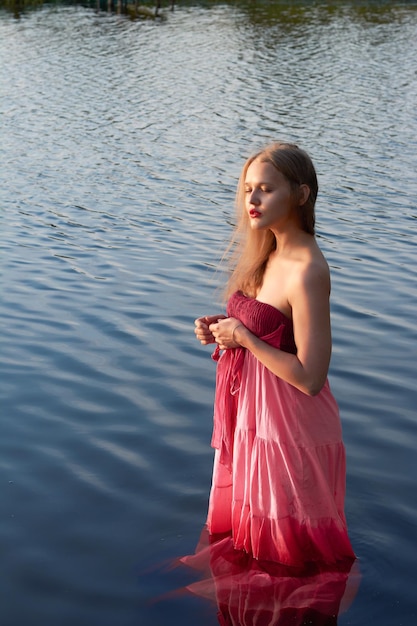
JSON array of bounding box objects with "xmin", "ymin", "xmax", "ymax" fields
[{"xmin": 248, "ymin": 189, "xmax": 260, "ymax": 206}]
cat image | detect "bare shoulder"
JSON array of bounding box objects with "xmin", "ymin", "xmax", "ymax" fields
[{"xmin": 288, "ymin": 244, "xmax": 330, "ymax": 300}]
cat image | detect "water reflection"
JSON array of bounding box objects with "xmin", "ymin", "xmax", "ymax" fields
[
  {"xmin": 240, "ymin": 0, "xmax": 416, "ymax": 26},
  {"xmin": 2, "ymin": 0, "xmax": 416, "ymax": 23},
  {"xmin": 0, "ymin": 0, "xmax": 168, "ymax": 18},
  {"xmin": 179, "ymin": 529, "xmax": 360, "ymax": 626}
]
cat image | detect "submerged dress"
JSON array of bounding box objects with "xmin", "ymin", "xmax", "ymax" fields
[{"xmin": 207, "ymin": 290, "xmax": 355, "ymax": 567}]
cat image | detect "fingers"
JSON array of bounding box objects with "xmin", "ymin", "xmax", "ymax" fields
[
  {"xmin": 194, "ymin": 318, "xmax": 215, "ymax": 345},
  {"xmin": 208, "ymin": 319, "xmax": 225, "ymax": 333},
  {"xmin": 208, "ymin": 321, "xmax": 223, "ymax": 346},
  {"xmin": 195, "ymin": 314, "xmax": 226, "ymax": 327},
  {"xmin": 194, "ymin": 314, "xmax": 229, "ymax": 346},
  {"xmin": 208, "ymin": 317, "xmax": 242, "ymax": 350},
  {"xmin": 194, "ymin": 314, "xmax": 226, "ymax": 345}
]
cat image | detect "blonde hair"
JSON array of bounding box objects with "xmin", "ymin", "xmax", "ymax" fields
[{"xmin": 225, "ymin": 141, "xmax": 318, "ymax": 299}]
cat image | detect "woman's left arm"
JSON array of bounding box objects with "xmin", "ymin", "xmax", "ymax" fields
[
  {"xmin": 209, "ymin": 263, "xmax": 332, "ymax": 396},
  {"xmin": 288, "ymin": 262, "xmax": 332, "ymax": 394}
]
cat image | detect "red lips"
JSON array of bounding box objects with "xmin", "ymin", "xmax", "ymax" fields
[{"xmin": 249, "ymin": 209, "xmax": 261, "ymax": 218}]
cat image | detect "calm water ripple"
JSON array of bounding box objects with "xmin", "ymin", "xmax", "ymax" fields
[{"xmin": 1, "ymin": 2, "xmax": 417, "ymax": 625}]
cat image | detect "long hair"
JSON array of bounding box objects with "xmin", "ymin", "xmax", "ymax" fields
[{"xmin": 225, "ymin": 141, "xmax": 318, "ymax": 299}]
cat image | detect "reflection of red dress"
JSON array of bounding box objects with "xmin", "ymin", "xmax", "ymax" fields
[
  {"xmin": 208, "ymin": 291, "xmax": 355, "ymax": 567},
  {"xmin": 181, "ymin": 529, "xmax": 360, "ymax": 626}
]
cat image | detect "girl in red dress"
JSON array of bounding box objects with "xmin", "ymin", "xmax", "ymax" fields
[{"xmin": 194, "ymin": 141, "xmax": 355, "ymax": 568}]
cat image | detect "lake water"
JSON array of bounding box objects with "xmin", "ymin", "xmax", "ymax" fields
[{"xmin": 1, "ymin": 1, "xmax": 416, "ymax": 624}]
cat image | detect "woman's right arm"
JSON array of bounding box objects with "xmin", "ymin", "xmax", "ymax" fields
[{"xmin": 194, "ymin": 314, "xmax": 227, "ymax": 345}]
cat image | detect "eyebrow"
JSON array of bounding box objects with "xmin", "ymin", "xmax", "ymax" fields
[{"xmin": 244, "ymin": 180, "xmax": 275, "ymax": 186}]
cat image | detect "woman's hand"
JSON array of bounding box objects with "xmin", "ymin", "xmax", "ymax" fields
[
  {"xmin": 209, "ymin": 317, "xmax": 245, "ymax": 350},
  {"xmin": 194, "ymin": 314, "xmax": 227, "ymax": 345}
]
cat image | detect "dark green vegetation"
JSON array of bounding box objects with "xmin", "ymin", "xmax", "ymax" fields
[
  {"xmin": 2, "ymin": 0, "xmax": 167, "ymax": 16},
  {"xmin": 1, "ymin": 0, "xmax": 416, "ymax": 21}
]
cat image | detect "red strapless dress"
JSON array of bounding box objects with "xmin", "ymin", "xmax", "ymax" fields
[{"xmin": 207, "ymin": 291, "xmax": 355, "ymax": 567}]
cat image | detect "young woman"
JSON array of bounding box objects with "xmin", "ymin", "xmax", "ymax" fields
[{"xmin": 194, "ymin": 142, "xmax": 355, "ymax": 567}]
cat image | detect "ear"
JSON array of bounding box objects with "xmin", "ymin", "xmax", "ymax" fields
[{"xmin": 299, "ymin": 184, "xmax": 310, "ymax": 206}]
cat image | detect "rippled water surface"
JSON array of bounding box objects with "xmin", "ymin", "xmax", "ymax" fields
[{"xmin": 1, "ymin": 2, "xmax": 417, "ymax": 624}]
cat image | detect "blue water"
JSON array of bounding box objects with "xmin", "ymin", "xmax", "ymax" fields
[{"xmin": 1, "ymin": 2, "xmax": 416, "ymax": 624}]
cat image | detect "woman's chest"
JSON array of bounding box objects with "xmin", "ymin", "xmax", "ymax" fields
[{"xmin": 255, "ymin": 264, "xmax": 293, "ymax": 321}]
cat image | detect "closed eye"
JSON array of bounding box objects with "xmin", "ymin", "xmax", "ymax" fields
[{"xmin": 244, "ymin": 185, "xmax": 273, "ymax": 193}]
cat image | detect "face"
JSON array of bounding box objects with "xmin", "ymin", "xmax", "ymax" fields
[{"xmin": 244, "ymin": 159, "xmax": 297, "ymax": 232}]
